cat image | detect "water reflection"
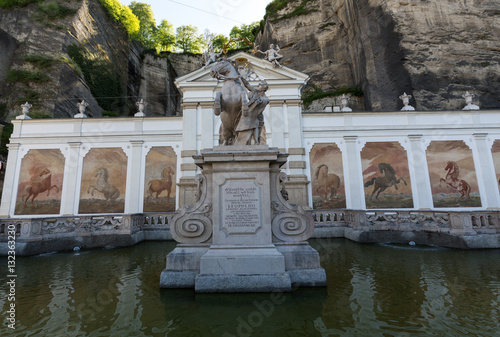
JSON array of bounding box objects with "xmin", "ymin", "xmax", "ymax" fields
[{"xmin": 0, "ymin": 240, "xmax": 499, "ymax": 336}]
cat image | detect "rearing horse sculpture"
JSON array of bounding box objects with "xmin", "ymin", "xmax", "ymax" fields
[{"xmin": 210, "ymin": 60, "xmax": 248, "ymax": 145}]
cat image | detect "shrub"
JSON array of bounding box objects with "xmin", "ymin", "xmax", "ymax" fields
[
  {"xmin": 67, "ymin": 44, "xmax": 125, "ymax": 112},
  {"xmin": 302, "ymin": 85, "xmax": 363, "ymax": 109},
  {"xmin": 31, "ymin": 0, "xmax": 76, "ymax": 21},
  {"xmin": 0, "ymin": 0, "xmax": 42, "ymax": 9},
  {"xmin": 99, "ymin": 0, "xmax": 140, "ymax": 37},
  {"xmin": 0, "ymin": 122, "xmax": 13, "ymax": 158},
  {"xmin": 23, "ymin": 54, "xmax": 56, "ymax": 69},
  {"xmin": 6, "ymin": 69, "xmax": 50, "ymax": 83}
]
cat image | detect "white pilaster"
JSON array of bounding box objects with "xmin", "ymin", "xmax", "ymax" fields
[
  {"xmin": 407, "ymin": 135, "xmax": 433, "ymax": 209},
  {"xmin": 60, "ymin": 142, "xmax": 82, "ymax": 215},
  {"xmin": 270, "ymin": 100, "xmax": 285, "ymax": 150},
  {"xmin": 0, "ymin": 143, "xmax": 21, "ymax": 217},
  {"xmin": 472, "ymin": 133, "xmax": 500, "ymax": 209},
  {"xmin": 199, "ymin": 102, "xmax": 214, "ymax": 150},
  {"xmin": 125, "ymin": 140, "xmax": 145, "ymax": 214},
  {"xmin": 343, "ymin": 136, "xmax": 365, "ymax": 209}
]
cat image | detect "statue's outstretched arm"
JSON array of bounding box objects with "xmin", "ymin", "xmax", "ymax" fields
[{"xmin": 239, "ymin": 75, "xmax": 254, "ymax": 92}]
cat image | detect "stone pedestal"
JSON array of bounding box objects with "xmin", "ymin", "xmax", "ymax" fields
[{"xmin": 160, "ymin": 145, "xmax": 326, "ymax": 292}]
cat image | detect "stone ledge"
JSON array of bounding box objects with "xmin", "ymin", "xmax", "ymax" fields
[{"xmin": 195, "ymin": 273, "xmax": 292, "ymax": 293}]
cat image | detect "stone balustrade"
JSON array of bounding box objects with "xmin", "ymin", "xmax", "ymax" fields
[{"xmin": 2, "ymin": 209, "xmax": 499, "ymax": 255}]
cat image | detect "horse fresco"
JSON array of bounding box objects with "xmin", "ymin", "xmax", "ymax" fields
[
  {"xmin": 211, "ymin": 60, "xmax": 249, "ymax": 145},
  {"xmin": 364, "ymin": 163, "xmax": 407, "ymax": 200},
  {"xmin": 87, "ymin": 167, "xmax": 120, "ymax": 201},
  {"xmin": 314, "ymin": 164, "xmax": 341, "ymax": 200},
  {"xmin": 22, "ymin": 168, "xmax": 59, "ymax": 207},
  {"xmin": 146, "ymin": 166, "xmax": 175, "ymax": 204},
  {"xmin": 439, "ymin": 161, "xmax": 471, "ymax": 200}
]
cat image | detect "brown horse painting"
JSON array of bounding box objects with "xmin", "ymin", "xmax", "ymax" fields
[
  {"xmin": 364, "ymin": 163, "xmax": 407, "ymax": 200},
  {"xmin": 314, "ymin": 164, "xmax": 341, "ymax": 200},
  {"xmin": 23, "ymin": 168, "xmax": 59, "ymax": 207},
  {"xmin": 147, "ymin": 166, "xmax": 175, "ymax": 204},
  {"xmin": 87, "ymin": 167, "xmax": 120, "ymax": 201},
  {"xmin": 439, "ymin": 161, "xmax": 471, "ymax": 200}
]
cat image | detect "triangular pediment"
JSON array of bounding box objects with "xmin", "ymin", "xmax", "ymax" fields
[{"xmin": 176, "ymin": 52, "xmax": 309, "ymax": 86}]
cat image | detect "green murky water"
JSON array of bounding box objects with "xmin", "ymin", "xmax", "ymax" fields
[{"xmin": 1, "ymin": 239, "xmax": 499, "ymax": 337}]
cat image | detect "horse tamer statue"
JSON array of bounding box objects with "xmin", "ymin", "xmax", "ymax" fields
[{"xmin": 210, "ymin": 60, "xmax": 269, "ymax": 145}]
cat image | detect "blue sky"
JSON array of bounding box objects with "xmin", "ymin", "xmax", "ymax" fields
[{"xmin": 121, "ymin": 0, "xmax": 271, "ymax": 36}]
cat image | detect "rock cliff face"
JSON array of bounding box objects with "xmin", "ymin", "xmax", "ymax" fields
[
  {"xmin": 257, "ymin": 0, "xmax": 500, "ymax": 111},
  {"xmin": 0, "ymin": 0, "xmax": 181, "ymax": 119}
]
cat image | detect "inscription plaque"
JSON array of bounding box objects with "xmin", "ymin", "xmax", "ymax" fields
[{"xmin": 222, "ymin": 180, "xmax": 261, "ymax": 234}]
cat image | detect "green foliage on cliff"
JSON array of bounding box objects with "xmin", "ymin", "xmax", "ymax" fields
[
  {"xmin": 23, "ymin": 54, "xmax": 56, "ymax": 68},
  {"xmin": 0, "ymin": 122, "xmax": 13, "ymax": 158},
  {"xmin": 265, "ymin": 0, "xmax": 316, "ymax": 23},
  {"xmin": 67, "ymin": 44, "xmax": 125, "ymax": 112},
  {"xmin": 0, "ymin": 0, "xmax": 41, "ymax": 9},
  {"xmin": 99, "ymin": 0, "xmax": 140, "ymax": 37},
  {"xmin": 302, "ymin": 85, "xmax": 363, "ymax": 109},
  {"xmin": 6, "ymin": 69, "xmax": 50, "ymax": 83},
  {"xmin": 32, "ymin": 0, "xmax": 76, "ymax": 21}
]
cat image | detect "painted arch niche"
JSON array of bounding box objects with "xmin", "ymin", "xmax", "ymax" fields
[
  {"xmin": 361, "ymin": 142, "xmax": 413, "ymax": 209},
  {"xmin": 426, "ymin": 141, "xmax": 481, "ymax": 208},
  {"xmin": 309, "ymin": 143, "xmax": 346, "ymax": 209},
  {"xmin": 144, "ymin": 146, "xmax": 177, "ymax": 212},
  {"xmin": 492, "ymin": 140, "xmax": 500, "ymax": 194},
  {"xmin": 15, "ymin": 149, "xmax": 65, "ymax": 215},
  {"xmin": 79, "ymin": 148, "xmax": 128, "ymax": 214}
]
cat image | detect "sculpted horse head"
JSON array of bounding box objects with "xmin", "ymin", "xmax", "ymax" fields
[{"xmin": 210, "ymin": 59, "xmax": 238, "ymax": 80}]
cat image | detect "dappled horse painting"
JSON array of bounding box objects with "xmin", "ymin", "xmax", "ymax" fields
[
  {"xmin": 23, "ymin": 168, "xmax": 59, "ymax": 207},
  {"xmin": 87, "ymin": 167, "xmax": 120, "ymax": 201},
  {"xmin": 364, "ymin": 163, "xmax": 407, "ymax": 200},
  {"xmin": 439, "ymin": 161, "xmax": 471, "ymax": 200},
  {"xmin": 314, "ymin": 164, "xmax": 341, "ymax": 200},
  {"xmin": 146, "ymin": 166, "xmax": 175, "ymax": 204},
  {"xmin": 210, "ymin": 59, "xmax": 248, "ymax": 145}
]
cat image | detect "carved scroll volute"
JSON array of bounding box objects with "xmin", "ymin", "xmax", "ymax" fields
[
  {"xmin": 170, "ymin": 174, "xmax": 213, "ymax": 244},
  {"xmin": 271, "ymin": 172, "xmax": 314, "ymax": 242}
]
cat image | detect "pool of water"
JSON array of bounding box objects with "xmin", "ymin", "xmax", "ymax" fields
[{"xmin": 1, "ymin": 239, "xmax": 499, "ymax": 336}]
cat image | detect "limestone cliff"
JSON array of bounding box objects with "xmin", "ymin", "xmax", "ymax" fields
[
  {"xmin": 0, "ymin": 0, "xmax": 181, "ymax": 119},
  {"xmin": 257, "ymin": 0, "xmax": 500, "ymax": 111}
]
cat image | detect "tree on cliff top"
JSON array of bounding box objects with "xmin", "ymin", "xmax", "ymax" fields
[{"xmin": 175, "ymin": 25, "xmax": 206, "ymax": 54}]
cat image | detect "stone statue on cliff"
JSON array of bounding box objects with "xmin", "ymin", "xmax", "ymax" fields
[
  {"xmin": 210, "ymin": 59, "xmax": 269, "ymax": 145},
  {"xmin": 203, "ymin": 46, "xmax": 222, "ymax": 68},
  {"xmin": 258, "ymin": 44, "xmax": 283, "ymax": 68}
]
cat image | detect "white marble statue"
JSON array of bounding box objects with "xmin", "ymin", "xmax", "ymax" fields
[
  {"xmin": 258, "ymin": 44, "xmax": 284, "ymax": 68},
  {"xmin": 340, "ymin": 94, "xmax": 352, "ymax": 112},
  {"xmin": 399, "ymin": 92, "xmax": 415, "ymax": 111},
  {"xmin": 135, "ymin": 99, "xmax": 148, "ymax": 117},
  {"xmin": 17, "ymin": 102, "xmax": 32, "ymax": 120},
  {"xmin": 75, "ymin": 100, "xmax": 89, "ymax": 118},
  {"xmin": 462, "ymin": 91, "xmax": 480, "ymax": 110},
  {"xmin": 203, "ymin": 47, "xmax": 222, "ymax": 68}
]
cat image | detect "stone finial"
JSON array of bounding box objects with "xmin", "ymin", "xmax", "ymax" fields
[
  {"xmin": 16, "ymin": 102, "xmax": 32, "ymax": 120},
  {"xmin": 340, "ymin": 94, "xmax": 352, "ymax": 112},
  {"xmin": 399, "ymin": 92, "xmax": 415, "ymax": 111},
  {"xmin": 75, "ymin": 100, "xmax": 89, "ymax": 118},
  {"xmin": 135, "ymin": 99, "xmax": 148, "ymax": 117},
  {"xmin": 462, "ymin": 91, "xmax": 480, "ymax": 110}
]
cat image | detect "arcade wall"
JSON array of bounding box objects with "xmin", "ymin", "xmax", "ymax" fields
[{"xmin": 1, "ymin": 108, "xmax": 500, "ymax": 219}]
